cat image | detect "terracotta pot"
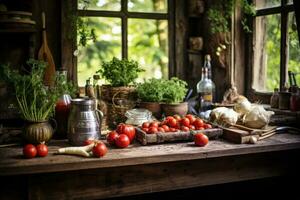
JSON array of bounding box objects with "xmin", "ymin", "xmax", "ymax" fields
[
  {"xmin": 23, "ymin": 120, "xmax": 54, "ymax": 144},
  {"xmin": 161, "ymin": 102, "xmax": 188, "ymax": 116},
  {"xmin": 138, "ymin": 102, "xmax": 162, "ymax": 119}
]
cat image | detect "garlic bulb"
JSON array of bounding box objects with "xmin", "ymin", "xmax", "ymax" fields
[
  {"xmin": 210, "ymin": 107, "xmax": 239, "ymax": 125},
  {"xmin": 233, "ymin": 96, "xmax": 252, "ymax": 115},
  {"xmin": 242, "ymin": 105, "xmax": 274, "ymax": 129}
]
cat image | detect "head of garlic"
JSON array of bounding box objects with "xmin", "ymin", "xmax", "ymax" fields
[
  {"xmin": 210, "ymin": 107, "xmax": 239, "ymax": 126},
  {"xmin": 242, "ymin": 105, "xmax": 274, "ymax": 129},
  {"xmin": 233, "ymin": 96, "xmax": 252, "ymax": 115}
]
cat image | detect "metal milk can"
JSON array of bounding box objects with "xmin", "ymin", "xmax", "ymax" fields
[{"xmin": 68, "ymin": 98, "xmax": 103, "ymax": 145}]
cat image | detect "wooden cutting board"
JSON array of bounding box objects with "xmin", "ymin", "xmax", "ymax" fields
[{"xmin": 222, "ymin": 125, "xmax": 277, "ymax": 144}]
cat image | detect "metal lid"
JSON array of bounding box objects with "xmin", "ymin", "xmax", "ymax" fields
[{"xmin": 71, "ymin": 98, "xmax": 95, "ymax": 105}]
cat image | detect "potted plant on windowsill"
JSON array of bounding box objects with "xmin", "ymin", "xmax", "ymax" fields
[
  {"xmin": 96, "ymin": 57, "xmax": 144, "ymax": 128},
  {"xmin": 161, "ymin": 77, "xmax": 188, "ymax": 116},
  {"xmin": 0, "ymin": 59, "xmax": 75, "ymax": 144},
  {"xmin": 136, "ymin": 78, "xmax": 165, "ymax": 119}
]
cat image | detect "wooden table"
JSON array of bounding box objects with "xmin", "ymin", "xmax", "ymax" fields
[{"xmin": 1, "ymin": 133, "xmax": 300, "ymax": 200}]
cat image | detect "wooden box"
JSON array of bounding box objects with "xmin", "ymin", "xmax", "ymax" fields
[{"xmin": 136, "ymin": 127, "xmax": 223, "ymax": 145}]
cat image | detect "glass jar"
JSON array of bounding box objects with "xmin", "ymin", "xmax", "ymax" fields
[
  {"xmin": 290, "ymin": 88, "xmax": 300, "ymax": 111},
  {"xmin": 125, "ymin": 108, "xmax": 152, "ymax": 126},
  {"xmin": 270, "ymin": 88, "xmax": 279, "ymax": 108}
]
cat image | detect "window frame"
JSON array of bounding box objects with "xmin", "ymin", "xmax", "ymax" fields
[
  {"xmin": 63, "ymin": 0, "xmax": 175, "ymax": 85},
  {"xmin": 246, "ymin": 0, "xmax": 295, "ymax": 103}
]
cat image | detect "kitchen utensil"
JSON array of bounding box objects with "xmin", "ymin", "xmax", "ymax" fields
[
  {"xmin": 68, "ymin": 98, "xmax": 103, "ymax": 146},
  {"xmin": 38, "ymin": 12, "xmax": 56, "ymax": 87}
]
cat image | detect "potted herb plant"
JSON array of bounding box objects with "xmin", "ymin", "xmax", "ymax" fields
[
  {"xmin": 136, "ymin": 78, "xmax": 165, "ymax": 119},
  {"xmin": 161, "ymin": 77, "xmax": 188, "ymax": 116},
  {"xmin": 0, "ymin": 59, "xmax": 75, "ymax": 144},
  {"xmin": 96, "ymin": 57, "xmax": 144, "ymax": 128}
]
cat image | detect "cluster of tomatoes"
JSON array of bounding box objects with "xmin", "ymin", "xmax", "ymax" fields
[
  {"xmin": 23, "ymin": 143, "xmax": 48, "ymax": 159},
  {"xmin": 140, "ymin": 114, "xmax": 212, "ymax": 134},
  {"xmin": 106, "ymin": 123, "xmax": 136, "ymax": 148}
]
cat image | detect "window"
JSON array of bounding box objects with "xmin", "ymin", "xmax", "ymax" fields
[
  {"xmin": 251, "ymin": 0, "xmax": 298, "ymax": 93},
  {"xmin": 76, "ymin": 0, "xmax": 172, "ymax": 86}
]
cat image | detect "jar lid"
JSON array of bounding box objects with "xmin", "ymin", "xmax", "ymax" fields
[
  {"xmin": 125, "ymin": 108, "xmax": 151, "ymax": 119},
  {"xmin": 71, "ymin": 98, "xmax": 95, "ymax": 105}
]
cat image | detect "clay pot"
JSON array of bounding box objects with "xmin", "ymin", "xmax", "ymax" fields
[
  {"xmin": 161, "ymin": 102, "xmax": 188, "ymax": 116},
  {"xmin": 23, "ymin": 120, "xmax": 54, "ymax": 144},
  {"xmin": 138, "ymin": 102, "xmax": 162, "ymax": 119}
]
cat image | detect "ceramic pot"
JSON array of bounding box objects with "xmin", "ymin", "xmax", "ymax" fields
[
  {"xmin": 23, "ymin": 120, "xmax": 54, "ymax": 144},
  {"xmin": 161, "ymin": 102, "xmax": 188, "ymax": 116},
  {"xmin": 138, "ymin": 102, "xmax": 162, "ymax": 119}
]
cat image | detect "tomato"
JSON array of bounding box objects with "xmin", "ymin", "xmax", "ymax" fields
[
  {"xmin": 181, "ymin": 117, "xmax": 190, "ymax": 127},
  {"xmin": 186, "ymin": 114, "xmax": 196, "ymax": 124},
  {"xmin": 181, "ymin": 126, "xmax": 190, "ymax": 132},
  {"xmin": 142, "ymin": 127, "xmax": 149, "ymax": 133},
  {"xmin": 167, "ymin": 117, "xmax": 177, "ymax": 128},
  {"xmin": 92, "ymin": 142, "xmax": 108, "ymax": 157},
  {"xmin": 36, "ymin": 143, "xmax": 48, "ymax": 157},
  {"xmin": 173, "ymin": 115, "xmax": 181, "ymax": 121},
  {"xmin": 196, "ymin": 127, "xmax": 205, "ymax": 130},
  {"xmin": 115, "ymin": 134, "xmax": 130, "ymax": 148},
  {"xmin": 116, "ymin": 124, "xmax": 136, "ymax": 143},
  {"xmin": 193, "ymin": 119, "xmax": 204, "ymax": 128},
  {"xmin": 106, "ymin": 131, "xmax": 119, "ymax": 145},
  {"xmin": 160, "ymin": 120, "xmax": 168, "ymax": 126},
  {"xmin": 194, "ymin": 133, "xmax": 209, "ymax": 147},
  {"xmin": 84, "ymin": 139, "xmax": 94, "ymax": 146},
  {"xmin": 23, "ymin": 144, "xmax": 37, "ymax": 159},
  {"xmin": 142, "ymin": 122, "xmax": 150, "ymax": 128},
  {"xmin": 157, "ymin": 127, "xmax": 165, "ymax": 132},
  {"xmin": 161, "ymin": 125, "xmax": 170, "ymax": 132},
  {"xmin": 148, "ymin": 127, "xmax": 158, "ymax": 134},
  {"xmin": 150, "ymin": 121, "xmax": 160, "ymax": 128},
  {"xmin": 204, "ymin": 124, "xmax": 212, "ymax": 129},
  {"xmin": 169, "ymin": 127, "xmax": 177, "ymax": 132},
  {"xmin": 189, "ymin": 125, "xmax": 196, "ymax": 130}
]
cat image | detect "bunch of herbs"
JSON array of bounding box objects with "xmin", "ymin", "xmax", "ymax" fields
[
  {"xmin": 162, "ymin": 77, "xmax": 188, "ymax": 104},
  {"xmin": 136, "ymin": 78, "xmax": 165, "ymax": 102}
]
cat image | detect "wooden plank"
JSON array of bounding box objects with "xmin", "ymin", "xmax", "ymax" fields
[
  {"xmin": 1, "ymin": 134, "xmax": 300, "ymax": 176},
  {"xmin": 27, "ymin": 150, "xmax": 300, "ymax": 200}
]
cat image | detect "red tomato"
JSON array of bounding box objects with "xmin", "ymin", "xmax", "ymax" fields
[
  {"xmin": 148, "ymin": 127, "xmax": 158, "ymax": 134},
  {"xmin": 116, "ymin": 124, "xmax": 136, "ymax": 143},
  {"xmin": 115, "ymin": 134, "xmax": 130, "ymax": 148},
  {"xmin": 142, "ymin": 127, "xmax": 149, "ymax": 133},
  {"xmin": 186, "ymin": 114, "xmax": 196, "ymax": 124},
  {"xmin": 150, "ymin": 121, "xmax": 160, "ymax": 128},
  {"xmin": 142, "ymin": 122, "xmax": 150, "ymax": 128},
  {"xmin": 194, "ymin": 133, "xmax": 209, "ymax": 147},
  {"xmin": 36, "ymin": 143, "xmax": 48, "ymax": 157},
  {"xmin": 169, "ymin": 127, "xmax": 177, "ymax": 132},
  {"xmin": 92, "ymin": 142, "xmax": 108, "ymax": 157},
  {"xmin": 204, "ymin": 124, "xmax": 212, "ymax": 129},
  {"xmin": 23, "ymin": 144, "xmax": 37, "ymax": 159},
  {"xmin": 196, "ymin": 127, "xmax": 205, "ymax": 130},
  {"xmin": 106, "ymin": 131, "xmax": 119, "ymax": 145},
  {"xmin": 84, "ymin": 139, "xmax": 94, "ymax": 146},
  {"xmin": 161, "ymin": 125, "xmax": 170, "ymax": 132},
  {"xmin": 181, "ymin": 117, "xmax": 190, "ymax": 127},
  {"xmin": 189, "ymin": 125, "xmax": 196, "ymax": 130},
  {"xmin": 181, "ymin": 126, "xmax": 190, "ymax": 132},
  {"xmin": 167, "ymin": 117, "xmax": 177, "ymax": 128},
  {"xmin": 173, "ymin": 115, "xmax": 181, "ymax": 121},
  {"xmin": 160, "ymin": 120, "xmax": 168, "ymax": 125},
  {"xmin": 193, "ymin": 119, "xmax": 204, "ymax": 128},
  {"xmin": 157, "ymin": 127, "xmax": 165, "ymax": 132}
]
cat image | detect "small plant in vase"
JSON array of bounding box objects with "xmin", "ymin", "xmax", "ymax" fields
[{"xmin": 0, "ymin": 59, "xmax": 75, "ymax": 144}]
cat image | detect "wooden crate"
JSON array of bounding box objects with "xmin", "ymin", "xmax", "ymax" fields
[{"xmin": 136, "ymin": 127, "xmax": 223, "ymax": 145}]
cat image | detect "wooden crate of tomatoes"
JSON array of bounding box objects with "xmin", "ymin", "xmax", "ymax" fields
[{"xmin": 136, "ymin": 114, "xmax": 223, "ymax": 145}]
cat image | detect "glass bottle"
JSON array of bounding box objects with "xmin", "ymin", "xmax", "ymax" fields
[
  {"xmin": 270, "ymin": 88, "xmax": 279, "ymax": 108},
  {"xmin": 197, "ymin": 55, "xmax": 215, "ymax": 112},
  {"xmin": 54, "ymin": 70, "xmax": 72, "ymax": 139},
  {"xmin": 290, "ymin": 88, "xmax": 300, "ymax": 111}
]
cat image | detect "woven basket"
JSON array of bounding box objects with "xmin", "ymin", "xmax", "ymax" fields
[{"xmin": 100, "ymin": 85, "xmax": 136, "ymax": 102}]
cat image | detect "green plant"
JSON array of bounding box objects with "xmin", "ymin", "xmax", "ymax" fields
[
  {"xmin": 96, "ymin": 57, "xmax": 144, "ymax": 87},
  {"xmin": 136, "ymin": 78, "xmax": 166, "ymax": 102},
  {"xmin": 162, "ymin": 77, "xmax": 188, "ymax": 104},
  {"xmin": 207, "ymin": 0, "xmax": 256, "ymax": 34},
  {"xmin": 0, "ymin": 59, "xmax": 76, "ymax": 121}
]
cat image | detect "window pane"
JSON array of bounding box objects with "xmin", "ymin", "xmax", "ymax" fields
[
  {"xmin": 288, "ymin": 12, "xmax": 300, "ymax": 87},
  {"xmin": 78, "ymin": 0, "xmax": 121, "ymax": 11},
  {"xmin": 128, "ymin": 0, "xmax": 167, "ymax": 13},
  {"xmin": 255, "ymin": 0, "xmax": 280, "ymax": 9},
  {"xmin": 77, "ymin": 17, "xmax": 121, "ymax": 86},
  {"xmin": 128, "ymin": 19, "xmax": 168, "ymax": 81},
  {"xmin": 252, "ymin": 14, "xmax": 281, "ymax": 92}
]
